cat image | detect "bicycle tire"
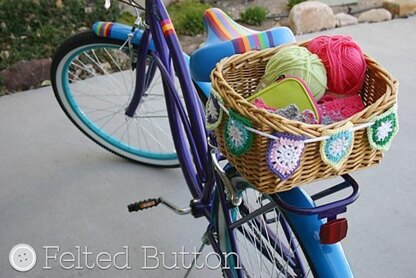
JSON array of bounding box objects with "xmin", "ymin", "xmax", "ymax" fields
[
  {"xmin": 215, "ymin": 184, "xmax": 353, "ymax": 277},
  {"xmin": 51, "ymin": 32, "xmax": 180, "ymax": 167}
]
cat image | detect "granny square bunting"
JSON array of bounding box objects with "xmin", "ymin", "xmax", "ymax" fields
[
  {"xmin": 224, "ymin": 110, "xmax": 253, "ymax": 156},
  {"xmin": 266, "ymin": 133, "xmax": 306, "ymax": 180},
  {"xmin": 320, "ymin": 122, "xmax": 354, "ymax": 171},
  {"xmin": 367, "ymin": 107, "xmax": 399, "ymax": 151},
  {"xmin": 205, "ymin": 90, "xmax": 224, "ymax": 130}
]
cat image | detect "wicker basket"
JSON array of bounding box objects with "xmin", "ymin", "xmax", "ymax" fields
[{"xmin": 211, "ymin": 43, "xmax": 399, "ymax": 194}]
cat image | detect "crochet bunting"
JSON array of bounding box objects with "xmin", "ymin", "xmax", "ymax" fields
[
  {"xmin": 266, "ymin": 133, "xmax": 305, "ymax": 180},
  {"xmin": 320, "ymin": 122, "xmax": 354, "ymax": 171},
  {"xmin": 367, "ymin": 107, "xmax": 399, "ymax": 151},
  {"xmin": 224, "ymin": 110, "xmax": 253, "ymax": 156},
  {"xmin": 205, "ymin": 90, "xmax": 224, "ymax": 130}
]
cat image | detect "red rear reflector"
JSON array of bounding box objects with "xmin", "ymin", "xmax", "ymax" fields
[{"xmin": 320, "ymin": 218, "xmax": 348, "ymax": 244}]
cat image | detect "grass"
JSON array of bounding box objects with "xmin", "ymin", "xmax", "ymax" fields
[
  {"xmin": 167, "ymin": 0, "xmax": 211, "ymax": 36},
  {"xmin": 240, "ymin": 6, "xmax": 268, "ymax": 26},
  {"xmin": 0, "ymin": 0, "xmax": 119, "ymax": 71},
  {"xmin": 0, "ymin": 0, "xmax": 279, "ymax": 75}
]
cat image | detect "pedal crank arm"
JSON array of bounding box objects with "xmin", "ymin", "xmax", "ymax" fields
[{"xmin": 128, "ymin": 197, "xmax": 191, "ymax": 215}]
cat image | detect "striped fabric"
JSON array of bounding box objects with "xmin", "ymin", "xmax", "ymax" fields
[
  {"xmin": 231, "ymin": 31, "xmax": 276, "ymax": 53},
  {"xmin": 203, "ymin": 8, "xmax": 278, "ymax": 53},
  {"xmin": 203, "ymin": 8, "xmax": 253, "ymax": 40},
  {"xmin": 93, "ymin": 22, "xmax": 114, "ymax": 37}
]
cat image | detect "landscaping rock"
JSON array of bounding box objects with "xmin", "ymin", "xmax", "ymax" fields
[
  {"xmin": 182, "ymin": 43, "xmax": 201, "ymax": 55},
  {"xmin": 55, "ymin": 0, "xmax": 63, "ymax": 9},
  {"xmin": 0, "ymin": 22, "xmax": 6, "ymax": 32},
  {"xmin": 383, "ymin": 0, "xmax": 416, "ymax": 17},
  {"xmin": 335, "ymin": 12, "xmax": 358, "ymax": 27},
  {"xmin": 288, "ymin": 1, "xmax": 336, "ymax": 35},
  {"xmin": 358, "ymin": 8, "xmax": 392, "ymax": 23},
  {"xmin": 0, "ymin": 59, "xmax": 51, "ymax": 92},
  {"xmin": 179, "ymin": 34, "xmax": 205, "ymax": 55},
  {"xmin": 0, "ymin": 50, "xmax": 10, "ymax": 60}
]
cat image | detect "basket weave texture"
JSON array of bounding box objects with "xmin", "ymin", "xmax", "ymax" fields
[{"xmin": 211, "ymin": 43, "xmax": 399, "ymax": 194}]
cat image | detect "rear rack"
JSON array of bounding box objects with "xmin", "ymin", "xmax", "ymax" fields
[{"xmin": 271, "ymin": 174, "xmax": 360, "ymax": 220}]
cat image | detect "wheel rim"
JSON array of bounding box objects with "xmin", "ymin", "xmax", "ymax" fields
[{"xmin": 57, "ymin": 43, "xmax": 179, "ymax": 164}]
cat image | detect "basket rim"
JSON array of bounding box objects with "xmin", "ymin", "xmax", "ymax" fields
[{"xmin": 211, "ymin": 42, "xmax": 399, "ymax": 137}]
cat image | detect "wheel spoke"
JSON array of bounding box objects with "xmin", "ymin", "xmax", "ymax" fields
[{"xmin": 221, "ymin": 188, "xmax": 312, "ymax": 277}]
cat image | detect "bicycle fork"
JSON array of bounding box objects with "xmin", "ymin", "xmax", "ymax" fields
[{"xmin": 125, "ymin": 29, "xmax": 151, "ymax": 118}]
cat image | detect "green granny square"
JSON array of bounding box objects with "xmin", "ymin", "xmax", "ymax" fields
[
  {"xmin": 367, "ymin": 107, "xmax": 399, "ymax": 151},
  {"xmin": 224, "ymin": 110, "xmax": 254, "ymax": 156}
]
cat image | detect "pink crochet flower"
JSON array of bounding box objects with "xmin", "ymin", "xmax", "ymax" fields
[{"xmin": 319, "ymin": 95, "xmax": 365, "ymax": 124}]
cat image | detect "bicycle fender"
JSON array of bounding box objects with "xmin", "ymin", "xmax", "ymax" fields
[
  {"xmin": 92, "ymin": 21, "xmax": 156, "ymax": 51},
  {"xmin": 278, "ymin": 187, "xmax": 354, "ymax": 277}
]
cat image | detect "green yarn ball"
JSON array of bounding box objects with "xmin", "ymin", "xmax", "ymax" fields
[{"xmin": 259, "ymin": 45, "xmax": 327, "ymax": 100}]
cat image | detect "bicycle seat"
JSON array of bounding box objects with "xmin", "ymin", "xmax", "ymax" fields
[{"xmin": 190, "ymin": 8, "xmax": 295, "ymax": 82}]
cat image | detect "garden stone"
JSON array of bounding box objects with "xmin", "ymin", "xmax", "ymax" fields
[
  {"xmin": 179, "ymin": 34, "xmax": 205, "ymax": 55},
  {"xmin": 0, "ymin": 50, "xmax": 10, "ymax": 60},
  {"xmin": 78, "ymin": 26, "xmax": 89, "ymax": 32},
  {"xmin": 335, "ymin": 13, "xmax": 358, "ymax": 27},
  {"xmin": 101, "ymin": 62, "xmax": 113, "ymax": 73},
  {"xmin": 383, "ymin": 0, "xmax": 416, "ymax": 17},
  {"xmin": 182, "ymin": 43, "xmax": 201, "ymax": 55},
  {"xmin": 288, "ymin": 1, "xmax": 336, "ymax": 35},
  {"xmin": 0, "ymin": 59, "xmax": 51, "ymax": 92},
  {"xmin": 0, "ymin": 22, "xmax": 6, "ymax": 32},
  {"xmin": 55, "ymin": 0, "xmax": 63, "ymax": 8},
  {"xmin": 358, "ymin": 8, "xmax": 392, "ymax": 23}
]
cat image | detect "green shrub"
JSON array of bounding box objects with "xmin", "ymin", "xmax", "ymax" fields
[
  {"xmin": 119, "ymin": 11, "xmax": 136, "ymax": 25},
  {"xmin": 167, "ymin": 0, "xmax": 211, "ymax": 36},
  {"xmin": 287, "ymin": 0, "xmax": 307, "ymax": 9},
  {"xmin": 240, "ymin": 6, "xmax": 268, "ymax": 26},
  {"xmin": 0, "ymin": 0, "xmax": 119, "ymax": 70}
]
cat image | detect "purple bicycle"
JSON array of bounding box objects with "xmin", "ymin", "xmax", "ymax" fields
[{"xmin": 51, "ymin": 0, "xmax": 360, "ymax": 276}]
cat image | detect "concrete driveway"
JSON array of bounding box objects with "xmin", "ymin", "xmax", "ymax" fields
[{"xmin": 1, "ymin": 16, "xmax": 415, "ymax": 277}]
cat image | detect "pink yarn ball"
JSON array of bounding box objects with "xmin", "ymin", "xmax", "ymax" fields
[{"xmin": 307, "ymin": 35, "xmax": 366, "ymax": 96}]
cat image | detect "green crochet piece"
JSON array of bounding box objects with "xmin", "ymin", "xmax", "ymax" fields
[
  {"xmin": 320, "ymin": 122, "xmax": 354, "ymax": 171},
  {"xmin": 367, "ymin": 107, "xmax": 399, "ymax": 151},
  {"xmin": 224, "ymin": 110, "xmax": 254, "ymax": 156}
]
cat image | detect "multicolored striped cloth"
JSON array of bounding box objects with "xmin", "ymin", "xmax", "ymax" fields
[
  {"xmin": 203, "ymin": 8, "xmax": 278, "ymax": 53},
  {"xmin": 93, "ymin": 22, "xmax": 114, "ymax": 37}
]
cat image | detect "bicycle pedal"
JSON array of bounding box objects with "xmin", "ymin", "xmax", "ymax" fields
[{"xmin": 127, "ymin": 198, "xmax": 161, "ymax": 212}]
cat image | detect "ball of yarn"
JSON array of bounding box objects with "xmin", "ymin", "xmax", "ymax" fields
[
  {"xmin": 307, "ymin": 35, "xmax": 366, "ymax": 96},
  {"xmin": 259, "ymin": 45, "xmax": 327, "ymax": 100}
]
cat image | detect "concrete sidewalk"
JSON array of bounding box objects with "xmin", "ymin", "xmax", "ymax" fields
[{"xmin": 1, "ymin": 17, "xmax": 415, "ymax": 277}]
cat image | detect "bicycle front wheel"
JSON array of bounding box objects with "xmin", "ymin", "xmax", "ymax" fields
[{"xmin": 51, "ymin": 32, "xmax": 180, "ymax": 166}]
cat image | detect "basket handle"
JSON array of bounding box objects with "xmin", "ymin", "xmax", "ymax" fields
[{"xmin": 271, "ymin": 174, "xmax": 360, "ymax": 220}]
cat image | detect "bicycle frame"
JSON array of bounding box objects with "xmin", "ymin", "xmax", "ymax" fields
[{"xmin": 94, "ymin": 0, "xmax": 357, "ymax": 276}]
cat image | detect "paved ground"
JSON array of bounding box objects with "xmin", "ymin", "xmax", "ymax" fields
[{"xmin": 1, "ymin": 16, "xmax": 415, "ymax": 277}]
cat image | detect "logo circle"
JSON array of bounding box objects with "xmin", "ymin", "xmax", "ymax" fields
[{"xmin": 9, "ymin": 244, "xmax": 37, "ymax": 272}]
